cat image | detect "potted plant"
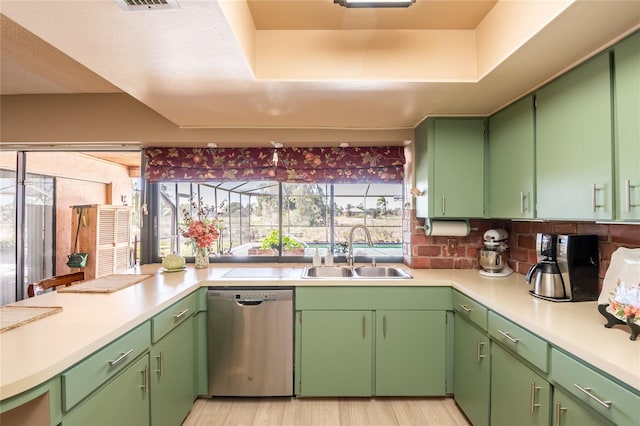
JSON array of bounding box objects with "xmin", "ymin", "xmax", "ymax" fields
[{"xmin": 249, "ymin": 230, "xmax": 305, "ymax": 256}]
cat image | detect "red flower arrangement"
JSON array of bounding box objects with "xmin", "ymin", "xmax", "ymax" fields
[{"xmin": 181, "ymin": 195, "xmax": 221, "ymax": 252}]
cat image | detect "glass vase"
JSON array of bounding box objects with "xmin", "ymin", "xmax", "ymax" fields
[{"xmin": 194, "ymin": 248, "xmax": 210, "ymax": 269}]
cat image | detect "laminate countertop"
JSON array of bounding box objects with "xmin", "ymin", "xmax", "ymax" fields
[{"xmin": 1, "ymin": 263, "xmax": 638, "ymax": 402}]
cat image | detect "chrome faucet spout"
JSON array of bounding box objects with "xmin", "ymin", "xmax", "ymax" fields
[{"xmin": 347, "ymin": 225, "xmax": 374, "ymax": 267}]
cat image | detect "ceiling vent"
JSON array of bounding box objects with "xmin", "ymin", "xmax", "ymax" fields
[{"xmin": 117, "ymin": 0, "xmax": 180, "ymax": 11}]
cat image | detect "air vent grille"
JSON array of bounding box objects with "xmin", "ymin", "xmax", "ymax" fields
[{"xmin": 117, "ymin": 0, "xmax": 179, "ymax": 11}]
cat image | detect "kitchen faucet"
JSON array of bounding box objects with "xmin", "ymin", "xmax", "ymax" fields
[{"xmin": 347, "ymin": 225, "xmax": 374, "ymax": 267}]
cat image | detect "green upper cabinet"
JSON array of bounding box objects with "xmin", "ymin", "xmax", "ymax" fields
[
  {"xmin": 415, "ymin": 117, "xmax": 486, "ymax": 218},
  {"xmin": 487, "ymin": 96, "xmax": 535, "ymax": 218},
  {"xmin": 535, "ymin": 52, "xmax": 613, "ymax": 220},
  {"xmin": 375, "ymin": 310, "xmax": 446, "ymax": 396},
  {"xmin": 613, "ymin": 32, "xmax": 640, "ymax": 220}
]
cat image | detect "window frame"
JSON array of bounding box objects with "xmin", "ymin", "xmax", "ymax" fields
[{"xmin": 146, "ymin": 181, "xmax": 404, "ymax": 264}]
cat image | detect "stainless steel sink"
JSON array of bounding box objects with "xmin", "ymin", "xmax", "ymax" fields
[
  {"xmin": 301, "ymin": 265, "xmax": 412, "ymax": 279},
  {"xmin": 352, "ymin": 266, "xmax": 413, "ymax": 279},
  {"xmin": 301, "ymin": 266, "xmax": 354, "ymax": 278}
]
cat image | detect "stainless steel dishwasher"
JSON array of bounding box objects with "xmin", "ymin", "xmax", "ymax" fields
[{"xmin": 206, "ymin": 287, "xmax": 293, "ymax": 396}]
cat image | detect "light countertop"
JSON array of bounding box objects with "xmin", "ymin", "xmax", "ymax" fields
[{"xmin": 1, "ymin": 263, "xmax": 638, "ymax": 402}]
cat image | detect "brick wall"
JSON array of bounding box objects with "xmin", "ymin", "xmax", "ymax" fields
[{"xmin": 404, "ymin": 209, "xmax": 640, "ymax": 286}]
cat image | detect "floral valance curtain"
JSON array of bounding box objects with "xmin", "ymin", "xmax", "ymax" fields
[{"xmin": 144, "ymin": 147, "xmax": 405, "ymax": 183}]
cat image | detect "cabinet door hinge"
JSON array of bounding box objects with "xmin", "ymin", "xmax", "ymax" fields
[{"xmin": 533, "ymin": 96, "xmax": 538, "ymax": 109}]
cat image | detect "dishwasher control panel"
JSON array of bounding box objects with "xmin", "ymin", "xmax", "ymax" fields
[{"xmin": 207, "ymin": 288, "xmax": 293, "ymax": 302}]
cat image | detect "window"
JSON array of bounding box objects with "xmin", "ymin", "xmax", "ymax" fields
[{"xmin": 153, "ymin": 181, "xmax": 403, "ymax": 263}]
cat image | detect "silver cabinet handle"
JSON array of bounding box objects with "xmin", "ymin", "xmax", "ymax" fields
[
  {"xmin": 574, "ymin": 384, "xmax": 612, "ymax": 409},
  {"xmin": 592, "ymin": 183, "xmax": 604, "ymax": 212},
  {"xmin": 625, "ymin": 179, "xmax": 639, "ymax": 212},
  {"xmin": 476, "ymin": 339, "xmax": 486, "ymax": 363},
  {"xmin": 530, "ymin": 382, "xmax": 541, "ymax": 412},
  {"xmin": 520, "ymin": 191, "xmax": 526, "ymax": 214},
  {"xmin": 108, "ymin": 349, "xmax": 133, "ymax": 366},
  {"xmin": 441, "ymin": 195, "xmax": 446, "ymax": 215},
  {"xmin": 173, "ymin": 308, "xmax": 189, "ymax": 319},
  {"xmin": 140, "ymin": 364, "xmax": 149, "ymax": 393},
  {"xmin": 155, "ymin": 352, "xmax": 164, "ymax": 377},
  {"xmin": 362, "ymin": 316, "xmax": 366, "ymax": 338},
  {"xmin": 555, "ymin": 401, "xmax": 567, "ymax": 426},
  {"xmin": 497, "ymin": 329, "xmax": 519, "ymax": 344},
  {"xmin": 625, "ymin": 179, "xmax": 631, "ymax": 212},
  {"xmin": 383, "ymin": 315, "xmax": 387, "ymax": 338},
  {"xmin": 457, "ymin": 303, "xmax": 472, "ymax": 313}
]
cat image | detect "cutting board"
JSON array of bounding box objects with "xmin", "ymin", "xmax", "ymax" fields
[
  {"xmin": 57, "ymin": 274, "xmax": 153, "ymax": 293},
  {"xmin": 0, "ymin": 306, "xmax": 63, "ymax": 333}
]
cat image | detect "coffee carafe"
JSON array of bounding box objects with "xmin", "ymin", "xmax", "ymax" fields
[
  {"xmin": 525, "ymin": 234, "xmax": 566, "ymax": 299},
  {"xmin": 526, "ymin": 233, "xmax": 599, "ymax": 301}
]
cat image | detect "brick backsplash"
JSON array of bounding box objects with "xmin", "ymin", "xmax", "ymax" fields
[{"xmin": 403, "ymin": 209, "xmax": 640, "ymax": 286}]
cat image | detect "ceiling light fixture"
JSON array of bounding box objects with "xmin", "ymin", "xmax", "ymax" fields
[
  {"xmin": 339, "ymin": 142, "xmax": 350, "ymax": 148},
  {"xmin": 207, "ymin": 142, "xmax": 218, "ymax": 148},
  {"xmin": 334, "ymin": 0, "xmax": 416, "ymax": 8}
]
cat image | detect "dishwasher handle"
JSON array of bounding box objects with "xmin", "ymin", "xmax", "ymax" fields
[{"xmin": 236, "ymin": 299, "xmax": 265, "ymax": 306}]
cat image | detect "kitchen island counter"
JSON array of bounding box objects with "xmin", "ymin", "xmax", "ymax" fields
[{"xmin": 1, "ymin": 263, "xmax": 638, "ymax": 403}]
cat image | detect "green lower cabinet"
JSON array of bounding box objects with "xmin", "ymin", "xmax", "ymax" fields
[
  {"xmin": 150, "ymin": 316, "xmax": 196, "ymax": 426},
  {"xmin": 299, "ymin": 310, "xmax": 373, "ymax": 396},
  {"xmin": 375, "ymin": 310, "xmax": 446, "ymax": 396},
  {"xmin": 453, "ymin": 315, "xmax": 490, "ymax": 426},
  {"xmin": 63, "ymin": 354, "xmax": 150, "ymax": 426},
  {"xmin": 491, "ymin": 344, "xmax": 551, "ymax": 426},
  {"xmin": 553, "ymin": 386, "xmax": 613, "ymax": 426}
]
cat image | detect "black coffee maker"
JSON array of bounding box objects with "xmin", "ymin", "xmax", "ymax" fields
[{"xmin": 525, "ymin": 234, "xmax": 599, "ymax": 302}]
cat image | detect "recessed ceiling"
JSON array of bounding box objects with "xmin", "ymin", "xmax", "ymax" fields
[{"xmin": 1, "ymin": 0, "xmax": 639, "ymax": 147}]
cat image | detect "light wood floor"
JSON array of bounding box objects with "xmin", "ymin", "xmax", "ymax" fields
[{"xmin": 182, "ymin": 396, "xmax": 471, "ymax": 426}]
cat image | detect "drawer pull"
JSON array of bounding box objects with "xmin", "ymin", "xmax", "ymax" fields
[
  {"xmin": 108, "ymin": 349, "xmax": 133, "ymax": 366},
  {"xmin": 530, "ymin": 382, "xmax": 541, "ymax": 412},
  {"xmin": 173, "ymin": 308, "xmax": 189, "ymax": 319},
  {"xmin": 555, "ymin": 401, "xmax": 567, "ymax": 426},
  {"xmin": 476, "ymin": 339, "xmax": 486, "ymax": 363},
  {"xmin": 497, "ymin": 329, "xmax": 520, "ymax": 344},
  {"xmin": 457, "ymin": 303, "xmax": 472, "ymax": 313},
  {"xmin": 574, "ymin": 384, "xmax": 612, "ymax": 409}
]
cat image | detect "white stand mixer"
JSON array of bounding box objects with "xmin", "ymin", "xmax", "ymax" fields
[{"xmin": 478, "ymin": 229, "xmax": 513, "ymax": 277}]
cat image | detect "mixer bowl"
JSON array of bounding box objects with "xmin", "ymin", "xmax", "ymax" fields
[{"xmin": 479, "ymin": 249, "xmax": 506, "ymax": 272}]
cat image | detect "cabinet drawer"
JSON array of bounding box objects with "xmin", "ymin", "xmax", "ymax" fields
[
  {"xmin": 152, "ymin": 291, "xmax": 198, "ymax": 343},
  {"xmin": 488, "ymin": 312, "xmax": 548, "ymax": 372},
  {"xmin": 296, "ymin": 287, "xmax": 451, "ymax": 311},
  {"xmin": 551, "ymin": 348, "xmax": 639, "ymax": 426},
  {"xmin": 62, "ymin": 321, "xmax": 150, "ymax": 411},
  {"xmin": 452, "ymin": 291, "xmax": 487, "ymax": 331}
]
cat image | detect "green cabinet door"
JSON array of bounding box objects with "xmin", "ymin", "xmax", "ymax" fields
[
  {"xmin": 299, "ymin": 310, "xmax": 373, "ymax": 396},
  {"xmin": 488, "ymin": 96, "xmax": 535, "ymax": 218},
  {"xmin": 415, "ymin": 117, "xmax": 486, "ymax": 218},
  {"xmin": 375, "ymin": 310, "xmax": 446, "ymax": 396},
  {"xmin": 491, "ymin": 344, "xmax": 551, "ymax": 426},
  {"xmin": 614, "ymin": 32, "xmax": 640, "ymax": 220},
  {"xmin": 150, "ymin": 316, "xmax": 195, "ymax": 426},
  {"xmin": 64, "ymin": 355, "xmax": 150, "ymax": 426},
  {"xmin": 553, "ymin": 386, "xmax": 614, "ymax": 426},
  {"xmin": 453, "ymin": 315, "xmax": 490, "ymax": 426},
  {"xmin": 536, "ymin": 52, "xmax": 613, "ymax": 220}
]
